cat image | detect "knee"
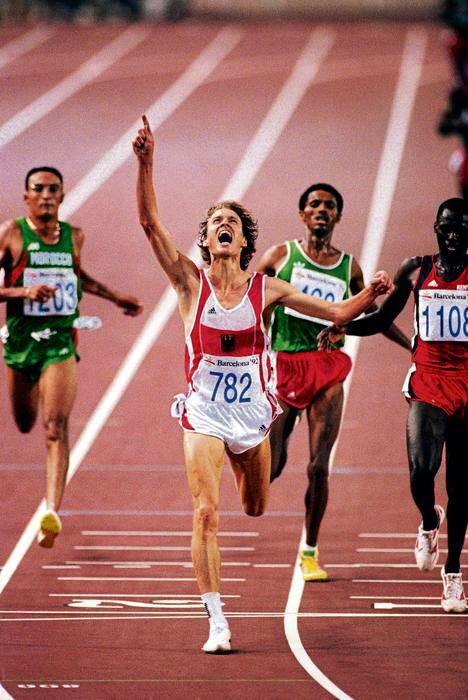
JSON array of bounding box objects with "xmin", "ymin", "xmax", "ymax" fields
[
  {"xmin": 307, "ymin": 460, "xmax": 329, "ymax": 483},
  {"xmin": 194, "ymin": 503, "xmax": 219, "ymax": 539},
  {"xmin": 243, "ymin": 497, "xmax": 267, "ymax": 518},
  {"xmin": 44, "ymin": 415, "xmax": 68, "ymax": 444},
  {"xmin": 15, "ymin": 415, "xmax": 35, "ymax": 433}
]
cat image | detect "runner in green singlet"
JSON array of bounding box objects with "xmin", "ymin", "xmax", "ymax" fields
[
  {"xmin": 0, "ymin": 166, "xmax": 143, "ymax": 548},
  {"xmin": 256, "ymin": 183, "xmax": 411, "ymax": 581}
]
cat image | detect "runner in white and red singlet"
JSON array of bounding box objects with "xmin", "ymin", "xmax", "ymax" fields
[
  {"xmin": 319, "ymin": 197, "xmax": 468, "ymax": 614},
  {"xmin": 132, "ymin": 115, "xmax": 393, "ymax": 653}
]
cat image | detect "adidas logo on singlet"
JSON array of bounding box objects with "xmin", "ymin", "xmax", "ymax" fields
[
  {"xmin": 27, "ymin": 242, "xmax": 40, "ymax": 251},
  {"xmin": 207, "ymin": 306, "xmax": 216, "ymax": 314},
  {"xmin": 428, "ymin": 280, "xmax": 438, "ymax": 287}
]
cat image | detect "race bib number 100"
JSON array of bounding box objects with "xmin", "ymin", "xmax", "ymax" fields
[
  {"xmin": 418, "ymin": 289, "xmax": 468, "ymax": 341},
  {"xmin": 285, "ymin": 266, "xmax": 347, "ymax": 325},
  {"xmin": 23, "ymin": 267, "xmax": 78, "ymax": 316}
]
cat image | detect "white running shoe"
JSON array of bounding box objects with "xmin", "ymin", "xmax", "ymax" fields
[
  {"xmin": 414, "ymin": 504, "xmax": 445, "ymax": 571},
  {"xmin": 441, "ymin": 568, "xmax": 467, "ymax": 614},
  {"xmin": 202, "ymin": 624, "xmax": 231, "ymax": 653}
]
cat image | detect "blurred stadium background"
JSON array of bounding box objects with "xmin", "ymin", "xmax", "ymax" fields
[{"xmin": 0, "ymin": 0, "xmax": 443, "ymax": 24}]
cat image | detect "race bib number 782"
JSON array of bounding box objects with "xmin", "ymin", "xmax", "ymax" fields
[{"xmin": 418, "ymin": 289, "xmax": 468, "ymax": 341}]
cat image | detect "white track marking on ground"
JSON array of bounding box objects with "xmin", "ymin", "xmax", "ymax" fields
[
  {"xmin": 360, "ymin": 533, "xmax": 448, "ymax": 538},
  {"xmin": 350, "ymin": 595, "xmax": 439, "ymax": 600},
  {"xmin": 0, "ymin": 26, "xmax": 151, "ymax": 147},
  {"xmin": 285, "ymin": 28, "xmax": 427, "ymax": 700},
  {"xmin": 56, "ymin": 576, "xmax": 245, "ymax": 582},
  {"xmin": 80, "ymin": 530, "xmax": 258, "ymax": 536},
  {"xmin": 373, "ymin": 602, "xmax": 442, "ymax": 610},
  {"xmin": 0, "ymin": 26, "xmax": 55, "ymax": 71},
  {"xmin": 48, "ymin": 593, "xmax": 241, "ymax": 597},
  {"xmin": 63, "ymin": 560, "xmax": 248, "ymax": 566},
  {"xmin": 0, "ymin": 25, "xmax": 242, "ymax": 596},
  {"xmin": 73, "ymin": 545, "xmax": 254, "ymax": 551},
  {"xmin": 353, "ymin": 579, "xmax": 447, "ymax": 584},
  {"xmin": 357, "ymin": 547, "xmax": 451, "ymax": 553},
  {"xmin": 0, "ymin": 612, "xmax": 461, "ymax": 623},
  {"xmin": 328, "ymin": 563, "xmax": 467, "ymax": 568}
]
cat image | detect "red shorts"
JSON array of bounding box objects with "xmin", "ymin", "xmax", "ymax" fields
[
  {"xmin": 272, "ymin": 349, "xmax": 352, "ymax": 410},
  {"xmin": 403, "ymin": 364, "xmax": 468, "ymax": 421}
]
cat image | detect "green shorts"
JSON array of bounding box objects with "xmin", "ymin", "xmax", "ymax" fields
[{"xmin": 3, "ymin": 327, "xmax": 79, "ymax": 384}]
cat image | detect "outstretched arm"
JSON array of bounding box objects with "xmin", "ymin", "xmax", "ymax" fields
[
  {"xmin": 132, "ymin": 115, "xmax": 199, "ymax": 293},
  {"xmin": 349, "ymin": 258, "xmax": 412, "ymax": 351},
  {"xmin": 318, "ymin": 257, "xmax": 420, "ymax": 348},
  {"xmin": 265, "ymin": 270, "xmax": 393, "ymax": 325},
  {"xmin": 343, "ymin": 257, "xmax": 419, "ymax": 334},
  {"xmin": 80, "ymin": 268, "xmax": 143, "ymax": 316}
]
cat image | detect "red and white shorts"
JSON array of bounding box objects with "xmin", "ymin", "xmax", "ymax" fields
[
  {"xmin": 402, "ymin": 364, "xmax": 468, "ymax": 421},
  {"xmin": 271, "ymin": 349, "xmax": 352, "ymax": 410},
  {"xmin": 171, "ymin": 390, "xmax": 282, "ymax": 454}
]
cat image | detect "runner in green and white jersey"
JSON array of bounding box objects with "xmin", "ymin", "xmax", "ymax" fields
[
  {"xmin": 0, "ymin": 166, "xmax": 143, "ymax": 548},
  {"xmin": 257, "ymin": 183, "xmax": 411, "ymax": 582}
]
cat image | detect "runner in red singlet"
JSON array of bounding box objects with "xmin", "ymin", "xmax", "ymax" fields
[
  {"xmin": 132, "ymin": 116, "xmax": 393, "ymax": 653},
  {"xmin": 319, "ymin": 197, "xmax": 468, "ymax": 614}
]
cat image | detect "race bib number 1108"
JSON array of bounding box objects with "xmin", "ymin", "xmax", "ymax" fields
[{"xmin": 418, "ymin": 289, "xmax": 468, "ymax": 341}]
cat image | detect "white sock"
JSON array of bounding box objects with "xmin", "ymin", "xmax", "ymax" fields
[
  {"xmin": 302, "ymin": 545, "xmax": 317, "ymax": 556},
  {"xmin": 201, "ymin": 592, "xmax": 228, "ymax": 628}
]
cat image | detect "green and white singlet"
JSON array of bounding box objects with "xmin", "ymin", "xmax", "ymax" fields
[
  {"xmin": 271, "ymin": 240, "xmax": 352, "ymax": 352},
  {"xmin": 3, "ymin": 217, "xmax": 82, "ymax": 378}
]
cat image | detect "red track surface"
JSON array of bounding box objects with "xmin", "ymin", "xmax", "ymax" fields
[{"xmin": 0, "ymin": 18, "xmax": 466, "ymax": 700}]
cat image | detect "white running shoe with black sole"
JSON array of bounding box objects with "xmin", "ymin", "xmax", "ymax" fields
[
  {"xmin": 414, "ymin": 504, "xmax": 445, "ymax": 571},
  {"xmin": 202, "ymin": 624, "xmax": 231, "ymax": 653},
  {"xmin": 441, "ymin": 568, "xmax": 467, "ymax": 614}
]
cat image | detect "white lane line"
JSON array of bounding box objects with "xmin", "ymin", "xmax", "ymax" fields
[
  {"xmin": 42, "ymin": 565, "xmax": 80, "ymax": 570},
  {"xmin": 328, "ymin": 563, "xmax": 467, "ymax": 569},
  {"xmin": 373, "ymin": 603, "xmax": 442, "ymax": 610},
  {"xmin": 253, "ymin": 564, "xmax": 292, "ymax": 568},
  {"xmin": 357, "ymin": 548, "xmax": 456, "ymax": 553},
  {"xmin": 285, "ymin": 28, "xmax": 427, "ymax": 700},
  {"xmin": 56, "ymin": 576, "xmax": 245, "ymax": 582},
  {"xmin": 0, "ymin": 26, "xmax": 55, "ymax": 71},
  {"xmin": 48, "ymin": 593, "xmax": 241, "ymax": 597},
  {"xmin": 0, "ymin": 25, "xmax": 242, "ymax": 596},
  {"xmin": 80, "ymin": 530, "xmax": 259, "ymax": 536},
  {"xmin": 0, "ymin": 26, "xmax": 151, "ymax": 147},
  {"xmin": 351, "ymin": 595, "xmax": 439, "ymax": 600},
  {"xmin": 73, "ymin": 545, "xmax": 254, "ymax": 551},
  {"xmin": 0, "ymin": 612, "xmax": 461, "ymax": 623},
  {"xmin": 353, "ymin": 579, "xmax": 445, "ymax": 584},
  {"xmin": 359, "ymin": 533, "xmax": 448, "ymax": 539},
  {"xmin": 64, "ymin": 560, "xmax": 249, "ymax": 566}
]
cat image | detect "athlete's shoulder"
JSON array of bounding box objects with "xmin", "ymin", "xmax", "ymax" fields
[
  {"xmin": 0, "ymin": 218, "xmax": 22, "ymax": 246},
  {"xmin": 397, "ymin": 255, "xmax": 424, "ymax": 279},
  {"xmin": 256, "ymin": 240, "xmax": 289, "ymax": 275}
]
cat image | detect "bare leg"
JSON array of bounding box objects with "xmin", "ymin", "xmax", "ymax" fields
[
  {"xmin": 39, "ymin": 357, "xmax": 77, "ymax": 512},
  {"xmin": 184, "ymin": 432, "xmax": 225, "ymax": 594},
  {"xmin": 228, "ymin": 437, "xmax": 271, "ymax": 516},
  {"xmin": 406, "ymin": 401, "xmax": 447, "ymax": 530},
  {"xmin": 5, "ymin": 366, "xmax": 39, "ymax": 433},
  {"xmin": 268, "ymin": 398, "xmax": 300, "ymax": 482},
  {"xmin": 304, "ymin": 382, "xmax": 344, "ymax": 547},
  {"xmin": 444, "ymin": 418, "xmax": 467, "ymax": 574}
]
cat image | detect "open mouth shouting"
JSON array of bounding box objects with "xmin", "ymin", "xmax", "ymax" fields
[{"xmin": 218, "ymin": 229, "xmax": 233, "ymax": 245}]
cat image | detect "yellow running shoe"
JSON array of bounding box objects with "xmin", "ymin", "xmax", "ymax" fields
[
  {"xmin": 300, "ymin": 550, "xmax": 328, "ymax": 582},
  {"xmin": 37, "ymin": 509, "xmax": 62, "ymax": 549}
]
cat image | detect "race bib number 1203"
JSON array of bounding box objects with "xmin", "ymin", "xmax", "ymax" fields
[{"xmin": 23, "ymin": 267, "xmax": 78, "ymax": 316}]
